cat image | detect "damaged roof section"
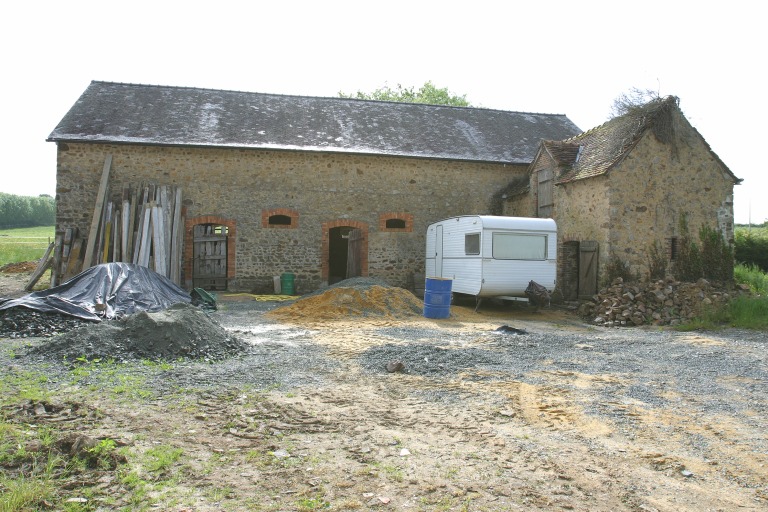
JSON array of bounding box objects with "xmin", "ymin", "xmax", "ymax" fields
[
  {"xmin": 553, "ymin": 96, "xmax": 740, "ymax": 184},
  {"xmin": 48, "ymin": 81, "xmax": 582, "ymax": 164}
]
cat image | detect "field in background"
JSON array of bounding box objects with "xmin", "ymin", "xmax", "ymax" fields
[{"xmin": 0, "ymin": 225, "xmax": 54, "ymax": 267}]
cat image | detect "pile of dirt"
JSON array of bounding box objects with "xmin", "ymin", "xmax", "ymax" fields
[
  {"xmin": 266, "ymin": 277, "xmax": 423, "ymax": 322},
  {"xmin": 578, "ymin": 276, "xmax": 753, "ymax": 326},
  {"xmin": 25, "ymin": 303, "xmax": 249, "ymax": 362},
  {"xmin": 0, "ymin": 261, "xmax": 37, "ymax": 273}
]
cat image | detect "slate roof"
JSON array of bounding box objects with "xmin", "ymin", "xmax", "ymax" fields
[
  {"xmin": 553, "ymin": 96, "xmax": 740, "ymax": 184},
  {"xmin": 48, "ymin": 81, "xmax": 582, "ymax": 165}
]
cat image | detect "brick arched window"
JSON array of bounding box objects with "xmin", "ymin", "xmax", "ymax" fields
[
  {"xmin": 262, "ymin": 208, "xmax": 299, "ymax": 229},
  {"xmin": 379, "ymin": 212, "xmax": 413, "ymax": 232}
]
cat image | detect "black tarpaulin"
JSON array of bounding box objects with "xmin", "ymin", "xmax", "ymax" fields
[{"xmin": 0, "ymin": 262, "xmax": 191, "ymax": 321}]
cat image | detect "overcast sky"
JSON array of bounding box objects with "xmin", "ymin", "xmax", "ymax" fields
[{"xmin": 3, "ymin": 1, "xmax": 764, "ymax": 224}]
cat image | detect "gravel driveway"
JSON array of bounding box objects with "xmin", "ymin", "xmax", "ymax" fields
[{"xmin": 2, "ymin": 291, "xmax": 767, "ymax": 510}]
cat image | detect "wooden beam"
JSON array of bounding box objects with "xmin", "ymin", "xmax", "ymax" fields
[
  {"xmin": 83, "ymin": 154, "xmax": 112, "ymax": 268},
  {"xmin": 50, "ymin": 230, "xmax": 65, "ymax": 287},
  {"xmin": 125, "ymin": 186, "xmax": 138, "ymax": 262},
  {"xmin": 25, "ymin": 242, "xmax": 55, "ymax": 291},
  {"xmin": 63, "ymin": 238, "xmax": 83, "ymax": 281},
  {"xmin": 137, "ymin": 203, "xmax": 153, "ymax": 267},
  {"xmin": 152, "ymin": 204, "xmax": 167, "ymax": 277},
  {"xmin": 170, "ymin": 187, "xmax": 183, "ymax": 285}
]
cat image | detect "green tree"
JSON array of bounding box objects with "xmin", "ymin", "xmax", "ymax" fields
[
  {"xmin": 0, "ymin": 193, "xmax": 55, "ymax": 228},
  {"xmin": 339, "ymin": 81, "xmax": 470, "ymax": 107}
]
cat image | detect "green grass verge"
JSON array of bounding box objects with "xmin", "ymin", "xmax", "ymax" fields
[
  {"xmin": 734, "ymin": 263, "xmax": 768, "ymax": 295},
  {"xmin": 0, "ymin": 226, "xmax": 54, "ymax": 267},
  {"xmin": 677, "ymin": 263, "xmax": 768, "ymax": 331}
]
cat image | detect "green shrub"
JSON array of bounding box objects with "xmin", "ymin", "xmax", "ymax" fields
[
  {"xmin": 699, "ymin": 225, "xmax": 733, "ymax": 281},
  {"xmin": 673, "ymin": 214, "xmax": 732, "ymax": 282},
  {"xmin": 647, "ymin": 240, "xmax": 667, "ymax": 280},
  {"xmin": 734, "ymin": 228, "xmax": 768, "ymax": 272},
  {"xmin": 603, "ymin": 252, "xmax": 633, "ymax": 286},
  {"xmin": 734, "ymin": 263, "xmax": 768, "ymax": 295}
]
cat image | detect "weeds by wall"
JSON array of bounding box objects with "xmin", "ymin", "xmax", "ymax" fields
[{"xmin": 672, "ymin": 214, "xmax": 733, "ymax": 282}]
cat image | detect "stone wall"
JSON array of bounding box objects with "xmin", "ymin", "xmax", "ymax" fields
[
  {"xmin": 604, "ymin": 119, "xmax": 736, "ymax": 281},
  {"xmin": 505, "ymin": 109, "xmax": 736, "ymax": 298},
  {"xmin": 54, "ymin": 142, "xmax": 527, "ymax": 292}
]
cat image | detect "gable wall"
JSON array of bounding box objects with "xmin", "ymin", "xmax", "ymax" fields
[
  {"xmin": 55, "ymin": 142, "xmax": 527, "ymax": 292},
  {"xmin": 606, "ymin": 126, "xmax": 736, "ymax": 280},
  {"xmin": 553, "ymin": 175, "xmax": 612, "ymax": 290}
]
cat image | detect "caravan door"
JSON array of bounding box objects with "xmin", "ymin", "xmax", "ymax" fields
[{"xmin": 435, "ymin": 224, "xmax": 444, "ymax": 277}]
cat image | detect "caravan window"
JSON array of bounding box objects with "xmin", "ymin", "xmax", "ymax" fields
[
  {"xmin": 492, "ymin": 233, "xmax": 547, "ymax": 260},
  {"xmin": 465, "ymin": 233, "xmax": 480, "ymax": 255}
]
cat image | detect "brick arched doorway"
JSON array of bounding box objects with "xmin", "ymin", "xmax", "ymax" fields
[{"xmin": 321, "ymin": 220, "xmax": 368, "ymax": 284}]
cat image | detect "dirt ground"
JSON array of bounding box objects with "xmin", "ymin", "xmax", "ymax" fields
[{"xmin": 1, "ymin": 270, "xmax": 767, "ymax": 511}]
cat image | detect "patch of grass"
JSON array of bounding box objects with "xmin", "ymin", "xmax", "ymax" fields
[
  {"xmin": 296, "ymin": 496, "xmax": 330, "ymax": 511},
  {"xmin": 117, "ymin": 444, "xmax": 184, "ymax": 509},
  {"xmin": 677, "ymin": 295, "xmax": 768, "ymax": 331},
  {"xmin": 0, "ymin": 225, "xmax": 54, "ymax": 267},
  {"xmin": 380, "ymin": 463, "xmax": 404, "ymax": 483},
  {"xmin": 0, "ymin": 473, "xmax": 56, "ymax": 512},
  {"xmin": 0, "ymin": 366, "xmax": 53, "ymax": 405},
  {"xmin": 206, "ymin": 485, "xmax": 235, "ymax": 503},
  {"xmin": 734, "ymin": 263, "xmax": 768, "ymax": 295},
  {"xmin": 725, "ymin": 295, "xmax": 768, "ymax": 329},
  {"xmin": 678, "ymin": 263, "xmax": 768, "ymax": 331},
  {"xmin": 144, "ymin": 444, "xmax": 184, "ymax": 473}
]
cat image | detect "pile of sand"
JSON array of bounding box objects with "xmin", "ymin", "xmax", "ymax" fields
[{"xmin": 267, "ymin": 278, "xmax": 423, "ymax": 322}]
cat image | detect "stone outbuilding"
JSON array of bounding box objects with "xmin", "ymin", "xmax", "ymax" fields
[
  {"xmin": 47, "ymin": 81, "xmax": 581, "ymax": 293},
  {"xmin": 505, "ymin": 96, "xmax": 741, "ymax": 300}
]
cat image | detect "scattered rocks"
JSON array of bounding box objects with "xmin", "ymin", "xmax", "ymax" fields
[{"xmin": 578, "ymin": 277, "xmax": 752, "ymax": 327}]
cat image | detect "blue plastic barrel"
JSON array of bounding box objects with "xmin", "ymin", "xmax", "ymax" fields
[{"xmin": 423, "ymin": 277, "xmax": 452, "ymax": 318}]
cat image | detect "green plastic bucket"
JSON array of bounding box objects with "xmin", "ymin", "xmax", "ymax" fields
[{"xmin": 280, "ymin": 273, "xmax": 295, "ymax": 295}]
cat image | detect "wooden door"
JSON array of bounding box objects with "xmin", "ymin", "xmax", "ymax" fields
[
  {"xmin": 193, "ymin": 224, "xmax": 228, "ymax": 290},
  {"xmin": 346, "ymin": 228, "xmax": 363, "ymax": 278},
  {"xmin": 578, "ymin": 241, "xmax": 598, "ymax": 299},
  {"xmin": 537, "ymin": 168, "xmax": 554, "ymax": 218}
]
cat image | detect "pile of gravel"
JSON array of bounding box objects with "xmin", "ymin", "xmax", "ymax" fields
[
  {"xmin": 360, "ymin": 342, "xmax": 500, "ymax": 376},
  {"xmin": 24, "ymin": 303, "xmax": 249, "ymax": 362},
  {"xmin": 0, "ymin": 308, "xmax": 94, "ymax": 338}
]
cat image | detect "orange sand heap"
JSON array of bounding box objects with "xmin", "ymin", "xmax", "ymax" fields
[{"xmin": 266, "ymin": 285, "xmax": 423, "ymax": 321}]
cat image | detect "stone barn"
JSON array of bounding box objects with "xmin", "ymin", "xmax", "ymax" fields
[
  {"xmin": 505, "ymin": 96, "xmax": 741, "ymax": 300},
  {"xmin": 48, "ymin": 81, "xmax": 581, "ymax": 293}
]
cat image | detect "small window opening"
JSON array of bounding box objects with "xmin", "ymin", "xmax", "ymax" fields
[
  {"xmin": 670, "ymin": 237, "xmax": 679, "ymax": 260},
  {"xmin": 385, "ymin": 218, "xmax": 406, "ymax": 229},
  {"xmin": 269, "ymin": 214, "xmax": 292, "ymax": 226},
  {"xmin": 465, "ymin": 233, "xmax": 480, "ymax": 255}
]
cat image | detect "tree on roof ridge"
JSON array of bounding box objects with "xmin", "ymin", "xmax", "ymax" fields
[{"xmin": 339, "ymin": 81, "xmax": 471, "ymax": 107}]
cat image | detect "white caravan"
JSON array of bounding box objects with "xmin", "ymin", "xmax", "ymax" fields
[{"xmin": 425, "ymin": 215, "xmax": 557, "ymax": 301}]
